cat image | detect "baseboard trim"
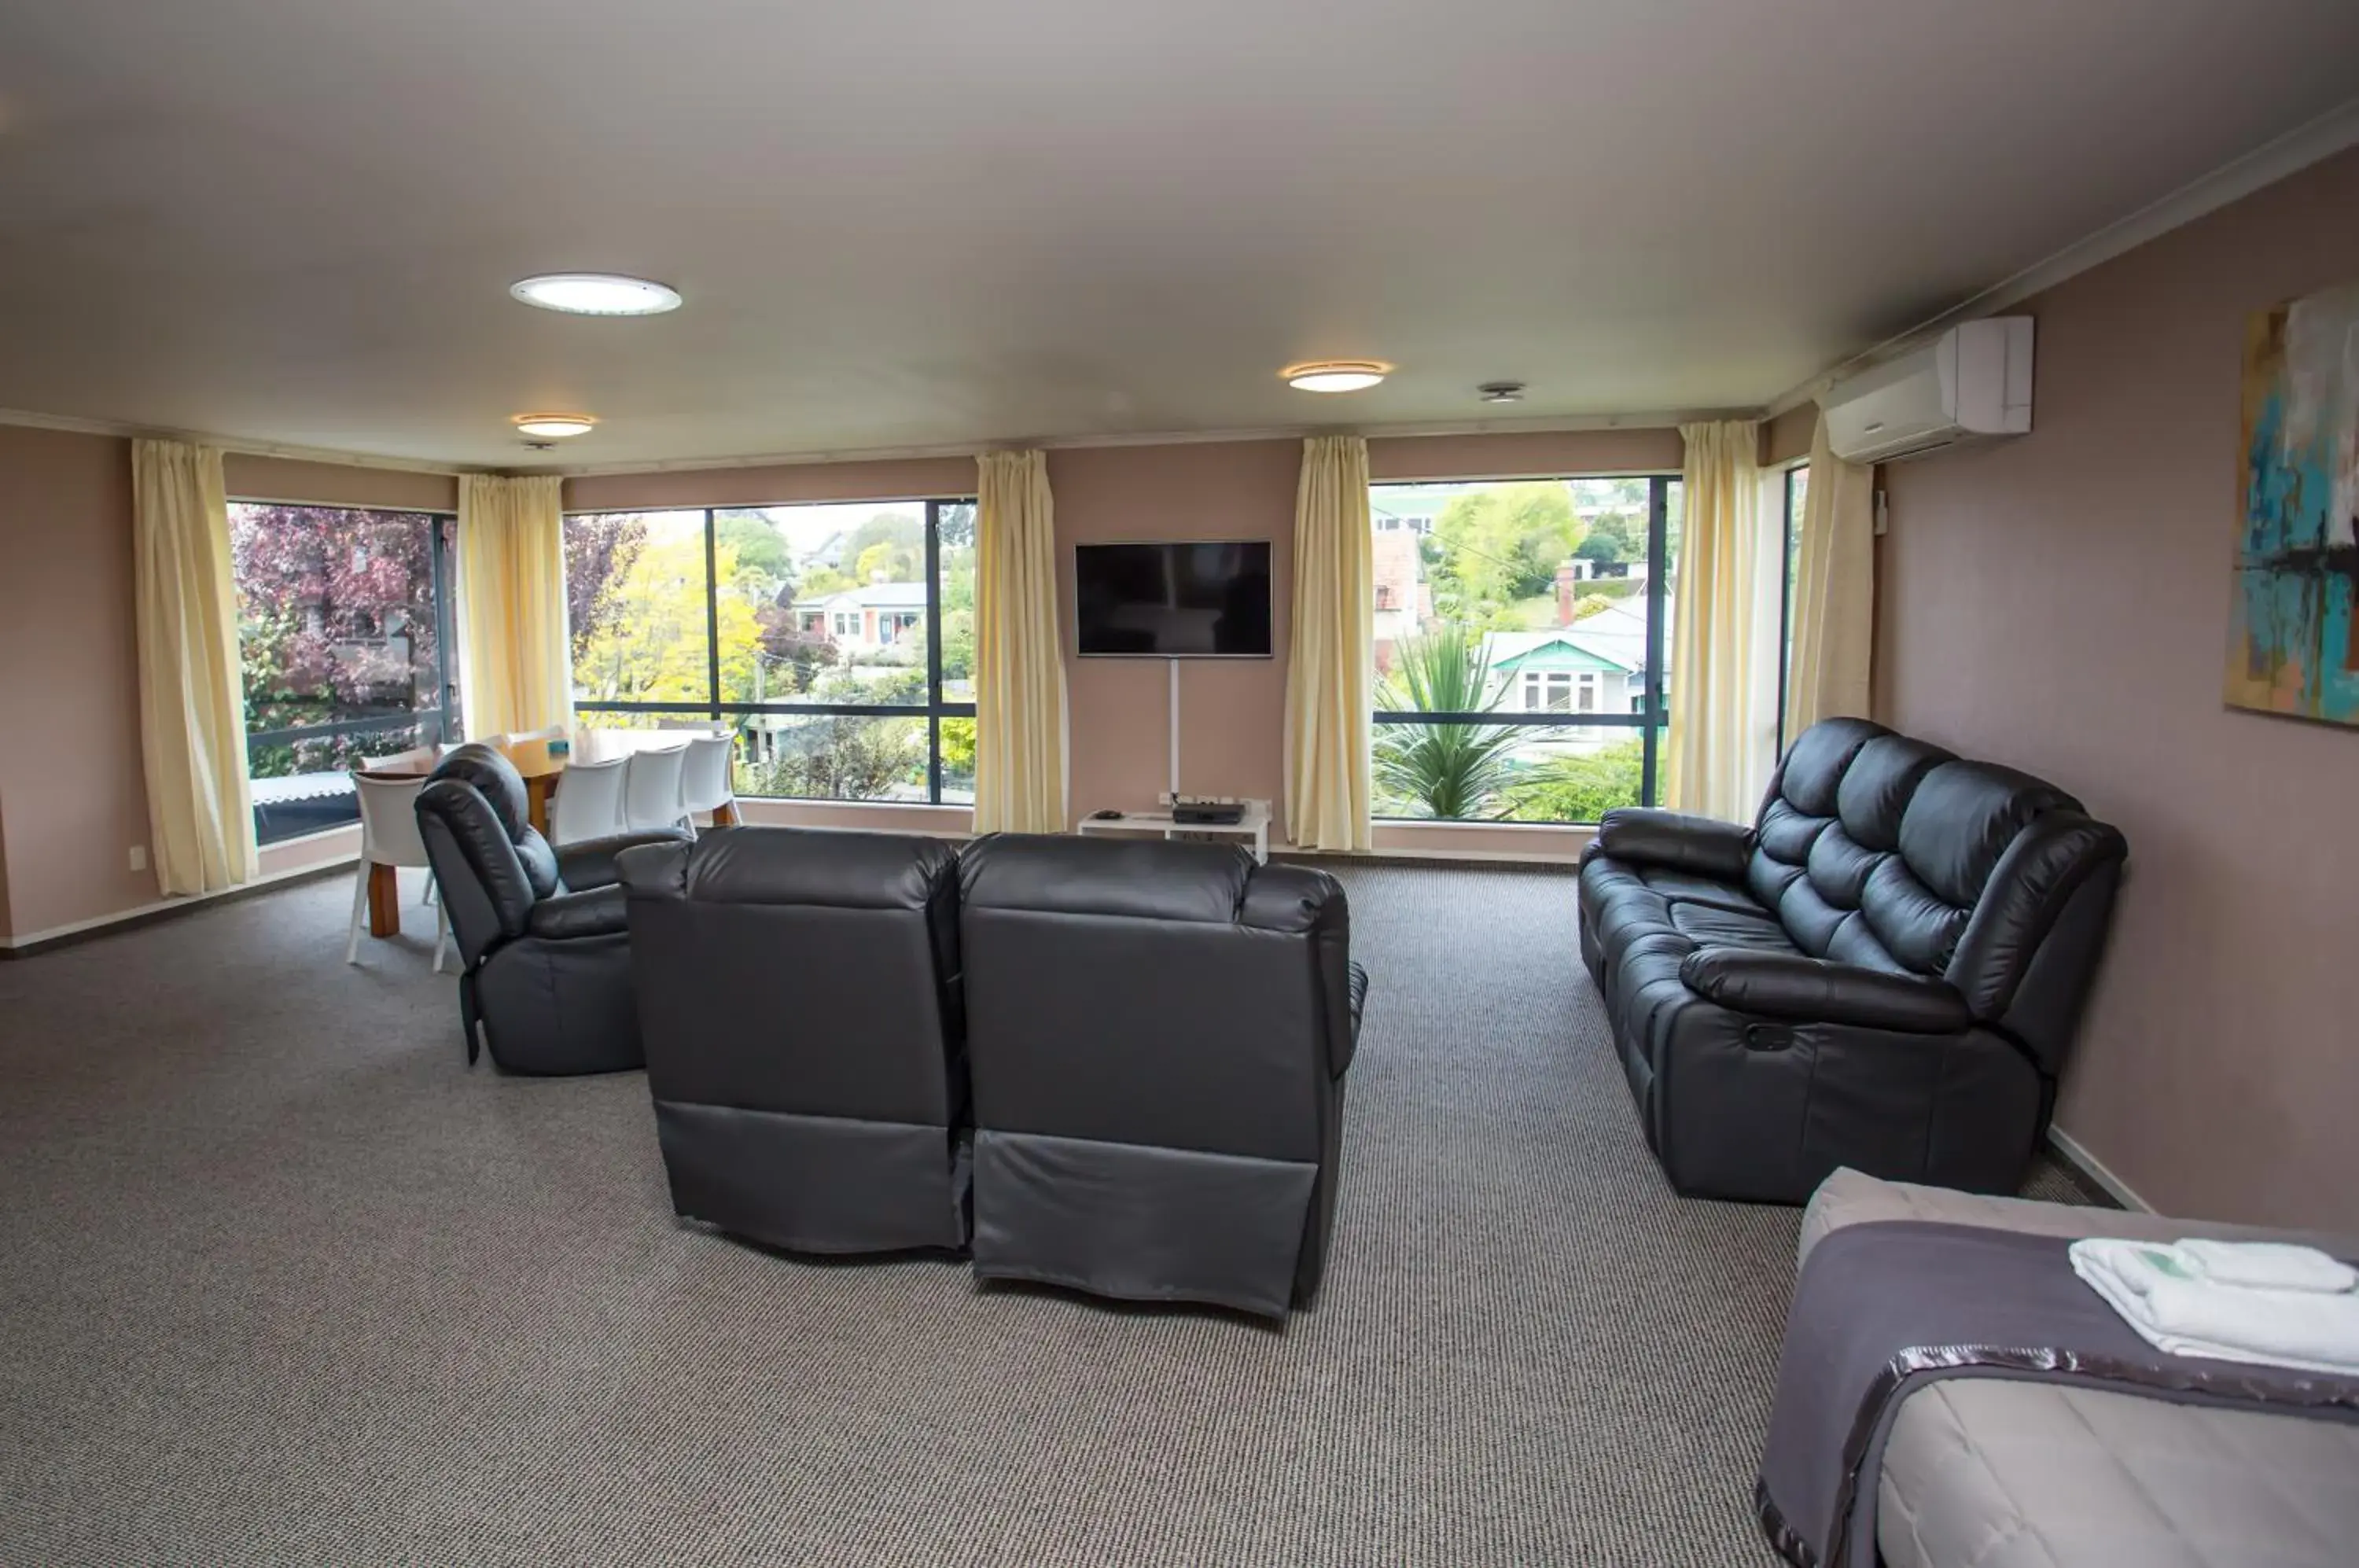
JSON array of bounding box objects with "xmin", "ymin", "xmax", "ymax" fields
[
  {"xmin": 2045, "ymin": 1126, "xmax": 2151, "ymax": 1213},
  {"xmin": 0, "ymin": 856, "xmax": 357, "ymax": 957}
]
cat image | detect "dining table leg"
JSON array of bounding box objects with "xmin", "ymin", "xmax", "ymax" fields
[
  {"xmin": 366, "ymin": 862, "xmax": 401, "ymax": 937},
  {"xmin": 527, "ymin": 774, "xmax": 555, "ymax": 836},
  {"xmin": 712, "ymin": 801, "xmax": 742, "ymax": 826}
]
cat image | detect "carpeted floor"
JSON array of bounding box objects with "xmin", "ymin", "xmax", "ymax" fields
[{"xmin": 0, "ymin": 863, "xmax": 2088, "ymax": 1566}]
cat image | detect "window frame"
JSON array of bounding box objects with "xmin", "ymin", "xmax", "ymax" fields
[
  {"xmin": 1776, "ymin": 463, "xmax": 1805, "ymax": 754},
  {"xmin": 565, "ymin": 498, "xmax": 977, "ymax": 805},
  {"xmin": 1372, "ymin": 473, "xmax": 1674, "ymax": 824}
]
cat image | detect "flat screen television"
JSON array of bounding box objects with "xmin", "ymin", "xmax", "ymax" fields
[{"xmin": 1074, "ymin": 540, "xmax": 1274, "ymax": 657}]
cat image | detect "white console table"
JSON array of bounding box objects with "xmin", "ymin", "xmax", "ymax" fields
[{"xmin": 1076, "ymin": 800, "xmax": 1271, "ymax": 863}]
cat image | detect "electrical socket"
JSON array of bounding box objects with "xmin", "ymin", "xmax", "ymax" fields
[{"xmin": 128, "ymin": 845, "xmax": 147, "ymax": 873}]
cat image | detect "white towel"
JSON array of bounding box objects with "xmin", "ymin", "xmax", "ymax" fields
[
  {"xmin": 2173, "ymin": 1238, "xmax": 2358, "ymax": 1295},
  {"xmin": 2070, "ymin": 1238, "xmax": 2359, "ymax": 1376}
]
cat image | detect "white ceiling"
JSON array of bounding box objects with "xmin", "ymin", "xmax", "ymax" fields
[{"xmin": 1, "ymin": 0, "xmax": 2356, "ymax": 469}]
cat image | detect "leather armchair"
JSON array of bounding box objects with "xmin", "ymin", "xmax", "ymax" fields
[
  {"xmin": 414, "ymin": 744, "xmax": 687, "ymax": 1074},
  {"xmin": 617, "ymin": 827, "xmax": 971, "ymax": 1255},
  {"xmin": 958, "ymin": 834, "xmax": 1367, "ymax": 1320},
  {"xmin": 1577, "ymin": 718, "xmax": 2126, "ymax": 1202}
]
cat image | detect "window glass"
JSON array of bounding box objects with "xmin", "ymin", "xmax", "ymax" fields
[
  {"xmin": 565, "ymin": 499, "xmax": 976, "ymax": 804},
  {"xmin": 230, "ymin": 504, "xmax": 457, "ymax": 845},
  {"xmin": 1369, "ymin": 477, "xmax": 1658, "ymax": 824},
  {"xmin": 565, "ymin": 510, "xmax": 712, "ymax": 710}
]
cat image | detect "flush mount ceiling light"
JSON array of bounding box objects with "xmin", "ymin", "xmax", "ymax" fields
[
  {"xmin": 1283, "ymin": 359, "xmax": 1392, "ymax": 393},
  {"xmin": 512, "ymin": 413, "xmax": 598, "ymax": 440},
  {"xmin": 510, "ymin": 273, "xmax": 682, "ymax": 316}
]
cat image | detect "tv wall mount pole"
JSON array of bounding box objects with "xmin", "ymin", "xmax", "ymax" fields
[{"xmin": 1168, "ymin": 657, "xmax": 1181, "ymax": 801}]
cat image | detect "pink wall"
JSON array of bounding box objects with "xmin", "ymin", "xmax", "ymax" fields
[
  {"xmin": 0, "ymin": 426, "xmax": 159, "ymax": 937},
  {"xmin": 223, "ymin": 454, "xmax": 459, "ymax": 513},
  {"xmin": 1053, "ymin": 441, "xmax": 1300, "ymax": 829},
  {"xmin": 565, "ymin": 456, "xmax": 975, "ymax": 512},
  {"xmin": 1876, "ymin": 145, "xmax": 2359, "ymax": 1228}
]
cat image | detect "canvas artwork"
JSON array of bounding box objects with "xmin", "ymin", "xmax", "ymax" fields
[{"xmin": 2226, "ymin": 278, "xmax": 2359, "ymax": 723}]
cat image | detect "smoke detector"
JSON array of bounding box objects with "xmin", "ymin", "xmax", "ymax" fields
[{"xmin": 1478, "ymin": 381, "xmax": 1527, "ymax": 404}]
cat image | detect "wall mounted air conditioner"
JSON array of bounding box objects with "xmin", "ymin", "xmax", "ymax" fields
[{"xmin": 1822, "ymin": 317, "xmax": 2033, "ymax": 465}]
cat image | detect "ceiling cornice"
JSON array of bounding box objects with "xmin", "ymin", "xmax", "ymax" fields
[
  {"xmin": 0, "ymin": 406, "xmax": 490, "ymax": 477},
  {"xmin": 1761, "ymin": 93, "xmax": 2359, "ymax": 419},
  {"xmin": 531, "ymin": 408, "xmax": 1745, "ymax": 478}
]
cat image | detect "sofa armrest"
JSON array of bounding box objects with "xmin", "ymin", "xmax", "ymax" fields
[
  {"xmin": 557, "ymin": 829, "xmax": 694, "ymax": 892},
  {"xmin": 1591, "ymin": 807, "xmax": 1753, "ymax": 882},
  {"xmin": 525, "ymin": 885, "xmax": 631, "ymax": 940},
  {"xmin": 1679, "ymin": 949, "xmax": 1974, "ymax": 1033}
]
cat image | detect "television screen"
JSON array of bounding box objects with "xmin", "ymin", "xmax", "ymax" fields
[{"xmin": 1074, "ymin": 541, "xmax": 1274, "ymax": 657}]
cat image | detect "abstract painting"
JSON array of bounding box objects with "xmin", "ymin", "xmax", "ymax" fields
[{"xmin": 2227, "ymin": 278, "xmax": 2359, "ymax": 724}]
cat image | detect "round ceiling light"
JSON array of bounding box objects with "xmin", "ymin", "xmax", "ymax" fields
[
  {"xmin": 1283, "ymin": 359, "xmax": 1392, "ymax": 393},
  {"xmin": 512, "ymin": 413, "xmax": 598, "ymax": 440},
  {"xmin": 510, "ymin": 273, "xmax": 682, "ymax": 316}
]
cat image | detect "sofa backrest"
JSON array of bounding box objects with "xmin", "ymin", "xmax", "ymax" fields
[
  {"xmin": 416, "ymin": 742, "xmax": 558, "ymax": 966},
  {"xmin": 618, "ymin": 826, "xmax": 966, "ymax": 1129},
  {"xmin": 956, "ymin": 834, "xmax": 1352, "ymax": 1161},
  {"xmin": 1748, "ymin": 720, "xmax": 2127, "ymax": 1072}
]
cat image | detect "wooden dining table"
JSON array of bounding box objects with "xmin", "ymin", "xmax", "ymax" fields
[{"xmin": 361, "ymin": 730, "xmax": 734, "ymax": 939}]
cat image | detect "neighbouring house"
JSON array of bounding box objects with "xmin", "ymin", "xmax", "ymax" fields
[
  {"xmin": 1371, "ymin": 528, "xmax": 1433, "ymax": 671},
  {"xmin": 792, "ymin": 580, "xmax": 927, "ymax": 653},
  {"xmin": 1478, "ymin": 590, "xmax": 1663, "ymax": 742}
]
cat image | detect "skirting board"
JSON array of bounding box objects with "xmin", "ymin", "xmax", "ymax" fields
[
  {"xmin": 0, "ymin": 856, "xmax": 357, "ymax": 956},
  {"xmin": 2046, "ymin": 1125, "xmax": 2152, "ymax": 1213}
]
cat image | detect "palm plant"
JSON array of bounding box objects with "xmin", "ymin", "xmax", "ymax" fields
[{"xmin": 1373, "ymin": 627, "xmax": 1521, "ymax": 819}]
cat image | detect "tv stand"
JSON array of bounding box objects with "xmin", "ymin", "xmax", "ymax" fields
[{"xmin": 1075, "ymin": 798, "xmax": 1271, "ymax": 864}]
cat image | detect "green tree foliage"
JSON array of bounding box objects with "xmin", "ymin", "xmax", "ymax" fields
[
  {"xmin": 1431, "ymin": 482, "xmax": 1588, "ymax": 620},
  {"xmin": 740, "ymin": 718, "xmax": 925, "ymax": 801},
  {"xmin": 1372, "ymin": 628, "xmax": 1521, "ymax": 819},
  {"xmin": 1504, "ymin": 738, "xmax": 1643, "ymax": 823},
  {"xmin": 1574, "ymin": 511, "xmax": 1642, "ymax": 567}
]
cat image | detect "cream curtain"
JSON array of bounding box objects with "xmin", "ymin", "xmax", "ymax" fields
[
  {"xmin": 457, "ymin": 474, "xmax": 572, "ymax": 742},
  {"xmin": 132, "ymin": 439, "xmax": 258, "ymax": 896},
  {"xmin": 972, "ymin": 451, "xmax": 1069, "ymax": 834},
  {"xmin": 1283, "ymin": 436, "xmax": 1375, "ymax": 852},
  {"xmin": 1783, "ymin": 410, "xmax": 1876, "ymax": 745},
  {"xmin": 1663, "ymin": 420, "xmax": 1776, "ymax": 821}
]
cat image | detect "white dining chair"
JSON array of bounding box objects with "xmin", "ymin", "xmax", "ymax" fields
[
  {"xmin": 359, "ymin": 744, "xmax": 436, "ymax": 774},
  {"xmin": 550, "ymin": 754, "xmax": 629, "ymax": 845},
  {"xmin": 679, "ymin": 733, "xmax": 738, "ymax": 834},
  {"xmin": 622, "ymin": 744, "xmax": 691, "ymax": 833},
  {"xmin": 348, "ymin": 771, "xmax": 448, "ymax": 972}
]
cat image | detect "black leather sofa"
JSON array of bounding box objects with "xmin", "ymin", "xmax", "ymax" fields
[
  {"xmin": 415, "ymin": 744, "xmax": 688, "ymax": 1075},
  {"xmin": 958, "ymin": 834, "xmax": 1366, "ymax": 1319},
  {"xmin": 1578, "ymin": 718, "xmax": 2125, "ymax": 1203},
  {"xmin": 617, "ymin": 828, "xmax": 972, "ymax": 1255}
]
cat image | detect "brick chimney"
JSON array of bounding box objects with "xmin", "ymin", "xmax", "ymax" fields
[{"xmin": 1555, "ymin": 560, "xmax": 1579, "ymax": 627}]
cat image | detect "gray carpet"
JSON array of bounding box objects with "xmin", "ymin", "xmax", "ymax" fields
[{"xmin": 0, "ymin": 863, "xmax": 2087, "ymax": 1566}]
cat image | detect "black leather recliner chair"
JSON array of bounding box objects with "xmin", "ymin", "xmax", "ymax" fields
[
  {"xmin": 1578, "ymin": 717, "xmax": 2126, "ymax": 1203},
  {"xmin": 958, "ymin": 834, "xmax": 1367, "ymax": 1320},
  {"xmin": 617, "ymin": 827, "xmax": 971, "ymax": 1254},
  {"xmin": 414, "ymin": 744, "xmax": 687, "ymax": 1075}
]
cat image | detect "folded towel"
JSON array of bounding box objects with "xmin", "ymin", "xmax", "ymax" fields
[
  {"xmin": 2070, "ymin": 1238, "xmax": 2359, "ymax": 1376},
  {"xmin": 2173, "ymin": 1239, "xmax": 2358, "ymax": 1295}
]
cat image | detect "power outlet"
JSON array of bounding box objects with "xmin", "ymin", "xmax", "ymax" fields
[{"xmin": 128, "ymin": 845, "xmax": 148, "ymax": 873}]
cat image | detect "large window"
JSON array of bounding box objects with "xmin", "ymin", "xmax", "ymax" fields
[
  {"xmin": 230, "ymin": 504, "xmax": 460, "ymax": 845},
  {"xmin": 565, "ymin": 500, "xmax": 976, "ymax": 804},
  {"xmin": 1370, "ymin": 477, "xmax": 1679, "ymax": 825}
]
